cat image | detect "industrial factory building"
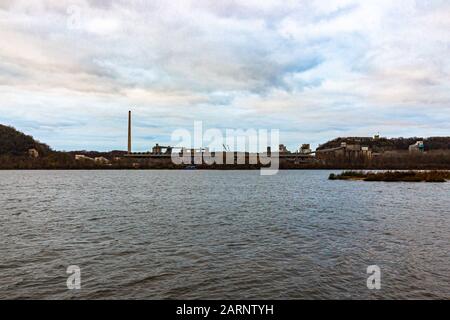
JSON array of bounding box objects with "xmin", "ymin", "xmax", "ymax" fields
[{"xmin": 123, "ymin": 111, "xmax": 322, "ymax": 166}]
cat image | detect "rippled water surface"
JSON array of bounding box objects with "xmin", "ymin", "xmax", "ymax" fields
[{"xmin": 1, "ymin": 170, "xmax": 450, "ymax": 299}]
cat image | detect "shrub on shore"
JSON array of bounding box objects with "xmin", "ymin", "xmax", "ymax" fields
[
  {"xmin": 329, "ymin": 171, "xmax": 366, "ymax": 180},
  {"xmin": 329, "ymin": 170, "xmax": 450, "ymax": 182}
]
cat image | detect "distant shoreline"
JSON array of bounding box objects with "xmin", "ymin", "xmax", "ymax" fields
[
  {"xmin": 2, "ymin": 167, "xmax": 450, "ymax": 171},
  {"xmin": 3, "ymin": 123, "xmax": 450, "ymax": 171}
]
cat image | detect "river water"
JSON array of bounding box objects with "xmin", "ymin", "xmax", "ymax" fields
[{"xmin": 0, "ymin": 170, "xmax": 449, "ymax": 299}]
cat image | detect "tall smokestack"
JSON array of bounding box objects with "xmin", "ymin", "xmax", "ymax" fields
[{"xmin": 128, "ymin": 110, "xmax": 132, "ymax": 154}]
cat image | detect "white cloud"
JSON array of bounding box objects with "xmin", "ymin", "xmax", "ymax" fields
[{"xmin": 0, "ymin": 0, "xmax": 449, "ymax": 151}]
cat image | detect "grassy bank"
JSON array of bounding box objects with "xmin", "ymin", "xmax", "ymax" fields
[{"xmin": 329, "ymin": 170, "xmax": 450, "ymax": 182}]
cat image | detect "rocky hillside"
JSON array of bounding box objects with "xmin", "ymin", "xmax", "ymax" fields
[
  {"xmin": 0, "ymin": 124, "xmax": 52, "ymax": 156},
  {"xmin": 317, "ymin": 136, "xmax": 450, "ymax": 152}
]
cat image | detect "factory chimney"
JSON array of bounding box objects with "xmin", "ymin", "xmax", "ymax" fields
[{"xmin": 127, "ymin": 110, "xmax": 132, "ymax": 154}]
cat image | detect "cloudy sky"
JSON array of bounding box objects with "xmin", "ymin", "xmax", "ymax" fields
[{"xmin": 1, "ymin": 0, "xmax": 449, "ymax": 151}]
